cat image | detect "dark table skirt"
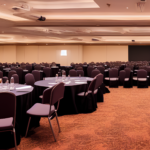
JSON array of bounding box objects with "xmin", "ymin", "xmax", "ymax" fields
[{"xmin": 0, "ymin": 89, "xmax": 40, "ymax": 149}]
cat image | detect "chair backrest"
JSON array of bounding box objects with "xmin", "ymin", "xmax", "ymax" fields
[
  {"xmin": 49, "ymin": 82, "xmax": 65, "ymax": 114},
  {"xmin": 26, "ymin": 65, "xmax": 32, "ymax": 73},
  {"xmin": 0, "ymin": 65, "xmax": 3, "ymax": 71},
  {"xmin": 25, "ymin": 73, "xmax": 35, "ymax": 86},
  {"xmin": 11, "ymin": 67, "xmax": 16, "ymax": 71},
  {"xmin": 2, "ymin": 77, "xmax": 8, "ymax": 83},
  {"xmin": 95, "ymin": 73, "xmax": 103, "ymax": 89},
  {"xmin": 16, "ymin": 68, "xmax": 23, "ymax": 83},
  {"xmin": 109, "ymin": 68, "xmax": 118, "ymax": 78},
  {"xmin": 50, "ymin": 82, "xmax": 65, "ymax": 105},
  {"xmin": 69, "ymin": 69, "xmax": 77, "ymax": 77},
  {"xmin": 12, "ymin": 74, "xmax": 19, "ymax": 83},
  {"xmin": 0, "ymin": 70, "xmax": 3, "ymax": 78},
  {"xmin": 32, "ymin": 70, "xmax": 41, "ymax": 82},
  {"xmin": 42, "ymin": 87, "xmax": 53, "ymax": 104},
  {"xmin": 88, "ymin": 77, "xmax": 97, "ymax": 93},
  {"xmin": 76, "ymin": 70, "xmax": 84, "ymax": 76},
  {"xmin": 34, "ymin": 65, "xmax": 41, "ymax": 70},
  {"xmin": 124, "ymin": 68, "xmax": 131, "ymax": 78},
  {"xmin": 119, "ymin": 70, "xmax": 126, "ymax": 82},
  {"xmin": 137, "ymin": 69, "xmax": 147, "ymax": 78},
  {"xmin": 0, "ymin": 92, "xmax": 16, "ymax": 127},
  {"xmin": 97, "ymin": 66, "xmax": 105, "ymax": 74},
  {"xmin": 87, "ymin": 66, "xmax": 94, "ymax": 77},
  {"xmin": 43, "ymin": 67, "xmax": 51, "ymax": 77},
  {"xmin": 8, "ymin": 70, "xmax": 17, "ymax": 81},
  {"xmin": 91, "ymin": 69, "xmax": 100, "ymax": 78},
  {"xmin": 76, "ymin": 67, "xmax": 83, "ymax": 70}
]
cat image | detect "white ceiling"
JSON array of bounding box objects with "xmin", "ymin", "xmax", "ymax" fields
[{"xmin": 1, "ymin": 0, "xmax": 150, "ymax": 44}]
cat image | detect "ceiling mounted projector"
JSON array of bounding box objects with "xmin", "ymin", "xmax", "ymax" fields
[{"xmin": 38, "ymin": 16, "xmax": 46, "ymax": 21}]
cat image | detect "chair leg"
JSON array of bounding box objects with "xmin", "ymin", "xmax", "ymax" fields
[
  {"xmin": 48, "ymin": 117, "xmax": 57, "ymax": 142},
  {"xmin": 25, "ymin": 117, "xmax": 31, "ymax": 137},
  {"xmin": 13, "ymin": 128, "xmax": 17, "ymax": 150},
  {"xmin": 55, "ymin": 111, "xmax": 61, "ymax": 133}
]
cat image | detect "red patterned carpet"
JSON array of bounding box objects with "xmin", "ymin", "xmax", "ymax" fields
[{"xmin": 9, "ymin": 86, "xmax": 150, "ymax": 150}]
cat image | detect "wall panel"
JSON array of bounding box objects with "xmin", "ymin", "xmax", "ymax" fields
[
  {"xmin": 24, "ymin": 46, "xmax": 39, "ymax": 63},
  {"xmin": 2, "ymin": 46, "xmax": 16, "ymax": 63},
  {"xmin": 83, "ymin": 46, "xmax": 107, "ymax": 63},
  {"xmin": 16, "ymin": 46, "xmax": 25, "ymax": 63},
  {"xmin": 0, "ymin": 45, "xmax": 129, "ymax": 64},
  {"xmin": 106, "ymin": 46, "xmax": 128, "ymax": 61}
]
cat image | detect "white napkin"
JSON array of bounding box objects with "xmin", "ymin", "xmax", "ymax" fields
[
  {"xmin": 75, "ymin": 82, "xmax": 87, "ymax": 84},
  {"xmin": 16, "ymin": 86, "xmax": 32, "ymax": 92},
  {"xmin": 65, "ymin": 81, "xmax": 71, "ymax": 85}
]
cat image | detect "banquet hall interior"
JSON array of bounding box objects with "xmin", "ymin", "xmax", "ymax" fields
[{"xmin": 1, "ymin": 0, "xmax": 150, "ymax": 150}]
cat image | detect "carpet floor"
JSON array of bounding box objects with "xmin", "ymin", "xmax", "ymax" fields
[{"xmin": 9, "ymin": 86, "xmax": 150, "ymax": 150}]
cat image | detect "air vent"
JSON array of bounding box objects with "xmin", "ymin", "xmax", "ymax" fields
[{"xmin": 92, "ymin": 38, "xmax": 99, "ymax": 41}]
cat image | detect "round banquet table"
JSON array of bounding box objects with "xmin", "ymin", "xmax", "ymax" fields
[
  {"xmin": 0, "ymin": 84, "xmax": 39, "ymax": 149},
  {"xmin": 35, "ymin": 77, "xmax": 93, "ymax": 115}
]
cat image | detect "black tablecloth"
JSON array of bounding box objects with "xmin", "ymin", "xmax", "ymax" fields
[
  {"xmin": 0, "ymin": 84, "xmax": 40, "ymax": 149},
  {"xmin": 51, "ymin": 67, "xmax": 59, "ymax": 77},
  {"xmin": 34, "ymin": 77, "xmax": 109, "ymax": 116}
]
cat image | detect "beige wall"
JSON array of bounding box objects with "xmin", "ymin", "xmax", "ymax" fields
[
  {"xmin": 0, "ymin": 45, "xmax": 16, "ymax": 63},
  {"xmin": 0, "ymin": 45, "xmax": 128, "ymax": 65},
  {"xmin": 83, "ymin": 45, "xmax": 128, "ymax": 63},
  {"xmin": 16, "ymin": 45, "xmax": 83, "ymax": 66}
]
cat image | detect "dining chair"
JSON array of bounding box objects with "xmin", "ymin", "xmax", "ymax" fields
[
  {"xmin": 87, "ymin": 66, "xmax": 94, "ymax": 77},
  {"xmin": 15, "ymin": 68, "xmax": 23, "ymax": 84},
  {"xmin": 8, "ymin": 70, "xmax": 17, "ymax": 82},
  {"xmin": 25, "ymin": 73, "xmax": 35, "ymax": 87},
  {"xmin": 2, "ymin": 77, "xmax": 8, "ymax": 83},
  {"xmin": 124, "ymin": 68, "xmax": 133, "ymax": 88},
  {"xmin": 12, "ymin": 74, "xmax": 19, "ymax": 84},
  {"xmin": 91, "ymin": 69, "xmax": 100, "ymax": 78},
  {"xmin": 69, "ymin": 69, "xmax": 77, "ymax": 77},
  {"xmin": 25, "ymin": 82, "xmax": 65, "ymax": 141},
  {"xmin": 32, "ymin": 70, "xmax": 40, "ymax": 82},
  {"xmin": 97, "ymin": 66, "xmax": 105, "ymax": 75},
  {"xmin": 34, "ymin": 65, "xmax": 41, "ymax": 70},
  {"xmin": 109, "ymin": 68, "xmax": 119, "ymax": 88},
  {"xmin": 0, "ymin": 92, "xmax": 17, "ymax": 150},
  {"xmin": 76, "ymin": 70, "xmax": 84, "ymax": 77},
  {"xmin": 0, "ymin": 70, "xmax": 3, "ymax": 78},
  {"xmin": 137, "ymin": 69, "xmax": 148, "ymax": 88},
  {"xmin": 119, "ymin": 70, "xmax": 126, "ymax": 86},
  {"xmin": 43, "ymin": 67, "xmax": 51, "ymax": 77},
  {"xmin": 77, "ymin": 77, "xmax": 97, "ymax": 113},
  {"xmin": 26, "ymin": 65, "xmax": 32, "ymax": 73}
]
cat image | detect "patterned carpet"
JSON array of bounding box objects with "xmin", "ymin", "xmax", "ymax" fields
[{"xmin": 9, "ymin": 86, "xmax": 150, "ymax": 150}]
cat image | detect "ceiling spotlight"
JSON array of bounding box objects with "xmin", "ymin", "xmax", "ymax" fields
[
  {"xmin": 3, "ymin": 4, "xmax": 6, "ymax": 6},
  {"xmin": 126, "ymin": 7, "xmax": 128, "ymax": 9}
]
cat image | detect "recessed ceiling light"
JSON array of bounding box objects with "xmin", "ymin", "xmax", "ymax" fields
[
  {"xmin": 126, "ymin": 7, "xmax": 128, "ymax": 9},
  {"xmin": 3, "ymin": 4, "xmax": 6, "ymax": 6},
  {"xmin": 2, "ymin": 31, "xmax": 4, "ymax": 33}
]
